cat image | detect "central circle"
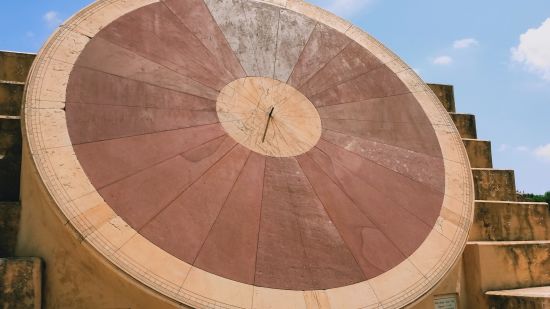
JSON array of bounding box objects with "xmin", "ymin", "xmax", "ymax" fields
[{"xmin": 217, "ymin": 77, "xmax": 322, "ymax": 157}]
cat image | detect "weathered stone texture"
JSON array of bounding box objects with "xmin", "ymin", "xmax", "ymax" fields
[
  {"xmin": 470, "ymin": 201, "xmax": 550, "ymax": 241},
  {"xmin": 428, "ymin": 83, "xmax": 455, "ymax": 113},
  {"xmin": 0, "ymin": 118, "xmax": 22, "ymax": 201},
  {"xmin": 464, "ymin": 242, "xmax": 550, "ymax": 308},
  {"xmin": 450, "ymin": 113, "xmax": 477, "ymax": 139},
  {"xmin": 0, "ymin": 82, "xmax": 23, "ymax": 116},
  {"xmin": 0, "ymin": 202, "xmax": 21, "ymax": 257},
  {"xmin": 0, "ymin": 258, "xmax": 42, "ymax": 309},
  {"xmin": 0, "ymin": 52, "xmax": 35, "ymax": 83},
  {"xmin": 463, "ymin": 139, "xmax": 493, "ymax": 168},
  {"xmin": 472, "ymin": 169, "xmax": 516, "ymax": 201}
]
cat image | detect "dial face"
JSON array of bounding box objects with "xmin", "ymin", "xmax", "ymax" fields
[{"xmin": 24, "ymin": 0, "xmax": 474, "ymax": 308}]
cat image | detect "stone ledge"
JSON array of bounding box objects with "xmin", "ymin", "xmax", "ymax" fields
[
  {"xmin": 472, "ymin": 169, "xmax": 516, "ymax": 202},
  {"xmin": 486, "ymin": 286, "xmax": 550, "ymax": 309},
  {"xmin": 0, "ymin": 51, "xmax": 35, "ymax": 83},
  {"xmin": 0, "ymin": 82, "xmax": 24, "ymax": 116},
  {"xmin": 451, "ymin": 113, "xmax": 477, "ymax": 139},
  {"xmin": 0, "ymin": 257, "xmax": 42, "ymax": 309},
  {"xmin": 463, "ymin": 139, "xmax": 493, "ymax": 168},
  {"xmin": 428, "ymin": 83, "xmax": 455, "ymax": 113},
  {"xmin": 470, "ymin": 201, "xmax": 550, "ymax": 241}
]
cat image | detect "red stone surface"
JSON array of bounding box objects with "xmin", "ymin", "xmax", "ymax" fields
[{"xmin": 66, "ymin": 2, "xmax": 446, "ymax": 291}]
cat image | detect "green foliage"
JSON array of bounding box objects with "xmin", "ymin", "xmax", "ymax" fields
[{"xmin": 519, "ymin": 191, "xmax": 550, "ymax": 204}]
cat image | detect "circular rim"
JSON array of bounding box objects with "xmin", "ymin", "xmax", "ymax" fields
[{"xmin": 23, "ymin": 0, "xmax": 474, "ymax": 308}]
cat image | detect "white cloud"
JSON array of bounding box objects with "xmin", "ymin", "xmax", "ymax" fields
[
  {"xmin": 43, "ymin": 11, "xmax": 62, "ymax": 28},
  {"xmin": 433, "ymin": 56, "xmax": 453, "ymax": 65},
  {"xmin": 516, "ymin": 146, "xmax": 530, "ymax": 152},
  {"xmin": 535, "ymin": 144, "xmax": 550, "ymax": 161},
  {"xmin": 511, "ymin": 18, "xmax": 550, "ymax": 81},
  {"xmin": 498, "ymin": 144, "xmax": 510, "ymax": 152},
  {"xmin": 453, "ymin": 38, "xmax": 479, "ymax": 49},
  {"xmin": 316, "ymin": 0, "xmax": 374, "ymax": 18}
]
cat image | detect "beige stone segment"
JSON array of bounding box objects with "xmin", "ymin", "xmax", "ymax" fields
[
  {"xmin": 287, "ymin": 0, "xmax": 352, "ymax": 33},
  {"xmin": 118, "ymin": 234, "xmax": 191, "ymax": 288},
  {"xmin": 182, "ymin": 267, "xmax": 253, "ymax": 308},
  {"xmin": 255, "ymin": 0, "xmax": 287, "ymax": 7},
  {"xmin": 369, "ymin": 259, "xmax": 426, "ymax": 307},
  {"xmin": 411, "ymin": 90, "xmax": 450, "ymax": 127},
  {"xmin": 443, "ymin": 158, "xmax": 472, "ymax": 202},
  {"xmin": 304, "ymin": 290, "xmax": 331, "ymax": 309},
  {"xmin": 71, "ymin": 192, "xmax": 117, "ymax": 237},
  {"xmin": 36, "ymin": 146, "xmax": 96, "ymax": 201},
  {"xmin": 85, "ymin": 216, "xmax": 136, "ymax": 252},
  {"xmin": 345, "ymin": 26, "xmax": 397, "ymax": 64},
  {"xmin": 396, "ymin": 69, "xmax": 426, "ymax": 93},
  {"xmin": 409, "ymin": 229, "xmax": 453, "ymax": 277},
  {"xmin": 34, "ymin": 58, "xmax": 72, "ymax": 103},
  {"xmin": 32, "ymin": 109, "xmax": 71, "ymax": 150},
  {"xmin": 252, "ymin": 287, "xmax": 307, "ymax": 309},
  {"xmin": 325, "ymin": 281, "xmax": 380, "ymax": 308},
  {"xmin": 49, "ymin": 27, "xmax": 90, "ymax": 66}
]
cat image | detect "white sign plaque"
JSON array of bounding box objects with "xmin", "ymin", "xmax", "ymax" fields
[{"xmin": 434, "ymin": 294, "xmax": 458, "ymax": 309}]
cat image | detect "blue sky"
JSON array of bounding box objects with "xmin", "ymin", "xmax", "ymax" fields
[{"xmin": 1, "ymin": 0, "xmax": 549, "ymax": 194}]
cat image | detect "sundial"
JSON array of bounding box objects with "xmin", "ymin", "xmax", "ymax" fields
[{"xmin": 23, "ymin": 0, "xmax": 474, "ymax": 308}]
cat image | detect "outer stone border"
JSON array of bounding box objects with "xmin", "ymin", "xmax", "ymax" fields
[{"xmin": 22, "ymin": 0, "xmax": 474, "ymax": 308}]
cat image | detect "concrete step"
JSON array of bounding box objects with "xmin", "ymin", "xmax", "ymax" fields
[
  {"xmin": 470, "ymin": 201, "xmax": 550, "ymax": 241},
  {"xmin": 0, "ymin": 118, "xmax": 22, "ymax": 201},
  {"xmin": 464, "ymin": 139, "xmax": 493, "ymax": 168},
  {"xmin": 0, "ymin": 202, "xmax": 20, "ymax": 257},
  {"xmin": 472, "ymin": 169, "xmax": 517, "ymax": 202},
  {"xmin": 0, "ymin": 258, "xmax": 41, "ymax": 309},
  {"xmin": 0, "ymin": 81, "xmax": 23, "ymax": 117},
  {"xmin": 428, "ymin": 83, "xmax": 456, "ymax": 113},
  {"xmin": 0, "ymin": 51, "xmax": 35, "ymax": 83},
  {"xmin": 451, "ymin": 113, "xmax": 477, "ymax": 139},
  {"xmin": 486, "ymin": 286, "xmax": 550, "ymax": 309},
  {"xmin": 464, "ymin": 241, "xmax": 550, "ymax": 292}
]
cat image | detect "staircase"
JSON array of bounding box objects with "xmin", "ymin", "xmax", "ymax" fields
[
  {"xmin": 0, "ymin": 51, "xmax": 42, "ymax": 309},
  {"xmin": 428, "ymin": 84, "xmax": 550, "ymax": 309}
]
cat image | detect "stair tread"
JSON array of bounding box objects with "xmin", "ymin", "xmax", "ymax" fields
[
  {"xmin": 476, "ymin": 200, "xmax": 548, "ymax": 205},
  {"xmin": 468, "ymin": 240, "xmax": 550, "ymax": 245},
  {"xmin": 486, "ymin": 286, "xmax": 550, "ymax": 298}
]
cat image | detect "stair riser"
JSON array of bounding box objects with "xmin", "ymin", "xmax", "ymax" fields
[
  {"xmin": 488, "ymin": 296, "xmax": 550, "ymax": 309},
  {"xmin": 0, "ymin": 202, "xmax": 21, "ymax": 256},
  {"xmin": 473, "ymin": 169, "xmax": 516, "ymax": 201},
  {"xmin": 464, "ymin": 140, "xmax": 493, "ymax": 168},
  {"xmin": 0, "ymin": 83, "xmax": 23, "ymax": 116},
  {"xmin": 470, "ymin": 202, "xmax": 550, "ymax": 241},
  {"xmin": 451, "ymin": 114, "xmax": 477, "ymax": 139},
  {"xmin": 0, "ymin": 118, "xmax": 22, "ymax": 201},
  {"xmin": 428, "ymin": 84, "xmax": 456, "ymax": 113},
  {"xmin": 464, "ymin": 243, "xmax": 550, "ymax": 292},
  {"xmin": 0, "ymin": 52, "xmax": 35, "ymax": 83}
]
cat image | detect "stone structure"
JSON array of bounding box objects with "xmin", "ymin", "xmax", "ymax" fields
[{"xmin": 0, "ymin": 1, "xmax": 548, "ymax": 308}]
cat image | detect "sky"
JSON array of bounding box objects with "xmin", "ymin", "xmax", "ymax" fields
[{"xmin": 0, "ymin": 0, "xmax": 549, "ymax": 194}]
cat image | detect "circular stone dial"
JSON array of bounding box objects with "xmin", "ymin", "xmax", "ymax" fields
[{"xmin": 24, "ymin": 0, "xmax": 474, "ymax": 308}]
